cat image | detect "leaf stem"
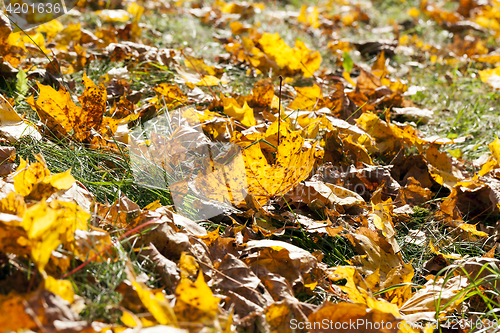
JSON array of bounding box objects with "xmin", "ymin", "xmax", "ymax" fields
[{"xmin": 278, "ymin": 75, "xmax": 283, "ymax": 146}]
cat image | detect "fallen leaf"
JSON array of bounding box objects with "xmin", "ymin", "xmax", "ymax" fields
[
  {"xmin": 233, "ymin": 120, "xmax": 317, "ymax": 204},
  {"xmin": 308, "ymin": 301, "xmax": 401, "ymax": 333},
  {"xmin": 174, "ymin": 269, "xmax": 220, "ymax": 324},
  {"xmin": 125, "ymin": 261, "xmax": 178, "ymax": 326},
  {"xmin": 400, "ymin": 275, "xmax": 468, "ymax": 322}
]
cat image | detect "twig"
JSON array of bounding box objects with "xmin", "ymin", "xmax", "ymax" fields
[{"xmin": 278, "ymin": 75, "xmax": 283, "ymax": 146}]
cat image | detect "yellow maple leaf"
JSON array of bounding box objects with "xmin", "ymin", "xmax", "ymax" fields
[
  {"xmin": 184, "ymin": 58, "xmax": 217, "ymax": 76},
  {"xmin": 174, "ymin": 271, "xmax": 220, "ymax": 324},
  {"xmin": 456, "ymin": 222, "xmax": 488, "ymax": 237},
  {"xmin": 77, "ymin": 73, "xmax": 107, "ymax": 140},
  {"xmin": 179, "ymin": 252, "xmax": 199, "ymax": 280},
  {"xmin": 233, "ymin": 120, "xmax": 317, "ymax": 204},
  {"xmin": 28, "ymin": 73, "xmax": 106, "ymax": 141},
  {"xmin": 36, "ymin": 20, "xmax": 64, "ymax": 41},
  {"xmin": 477, "ymin": 137, "xmax": 500, "ymax": 175},
  {"xmin": 425, "ymin": 144, "xmax": 464, "ymax": 189},
  {"xmin": 27, "ymin": 83, "xmax": 79, "ymax": 140},
  {"xmin": 356, "ymin": 112, "xmax": 429, "ymax": 154},
  {"xmin": 327, "ymin": 266, "xmax": 370, "ymax": 304},
  {"xmin": 56, "ymin": 23, "xmax": 82, "ymax": 51},
  {"xmin": 125, "ymin": 261, "xmax": 178, "ymax": 326},
  {"xmin": 195, "ymin": 75, "xmax": 225, "ymax": 86},
  {"xmin": 14, "ymin": 156, "xmax": 75, "ymax": 199},
  {"xmin": 297, "ymin": 5, "xmax": 321, "ymax": 29},
  {"xmin": 21, "ymin": 200, "xmax": 90, "ymax": 273},
  {"xmin": 191, "ymin": 153, "xmax": 248, "ymax": 207},
  {"xmin": 0, "ymin": 191, "xmax": 26, "ymax": 217},
  {"xmin": 288, "ymin": 84, "xmax": 322, "ymax": 111},
  {"xmin": 429, "ymin": 240, "xmax": 463, "ymax": 259},
  {"xmin": 479, "ymin": 66, "xmax": 500, "ymax": 89},
  {"xmin": 222, "ymin": 96, "xmax": 256, "ymax": 127},
  {"xmin": 44, "ymin": 276, "xmax": 75, "ymax": 303},
  {"xmin": 258, "ymin": 32, "xmax": 321, "ymax": 77},
  {"xmin": 488, "ymin": 137, "xmax": 500, "ymax": 163},
  {"xmin": 154, "ymin": 83, "xmax": 188, "ymax": 109}
]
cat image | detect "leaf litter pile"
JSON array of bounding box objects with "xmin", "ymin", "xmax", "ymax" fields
[{"xmin": 2, "ymin": 0, "xmax": 500, "ymax": 332}]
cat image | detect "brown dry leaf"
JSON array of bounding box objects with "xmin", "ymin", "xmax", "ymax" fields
[
  {"xmin": 0, "ymin": 146, "xmax": 17, "ymax": 176},
  {"xmin": 142, "ymin": 243, "xmax": 180, "ymax": 291},
  {"xmin": 135, "ymin": 220, "xmax": 191, "ymax": 261},
  {"xmin": 98, "ymin": 195, "xmax": 142, "ymax": 229},
  {"xmin": 72, "ymin": 227, "xmax": 113, "ymax": 263},
  {"xmin": 308, "ymin": 301, "xmax": 401, "ymax": 333},
  {"xmin": 212, "ymin": 253, "xmax": 268, "ymax": 303},
  {"xmin": 248, "ymin": 78, "xmax": 278, "ymax": 109},
  {"xmin": 48, "ymin": 181, "xmax": 95, "ymax": 213},
  {"xmin": 155, "ymin": 206, "xmax": 208, "ymax": 236},
  {"xmin": 319, "ymin": 82, "xmax": 351, "ymax": 118},
  {"xmin": 243, "ymin": 239, "xmax": 319, "ymax": 288},
  {"xmin": 400, "ymin": 275, "xmax": 468, "ymax": 322},
  {"xmin": 452, "ymin": 257, "xmax": 500, "ymax": 291},
  {"xmin": 395, "ymin": 177, "xmax": 433, "ymax": 206},
  {"xmin": 425, "ymin": 144, "xmax": 465, "ymax": 189},
  {"xmin": 284, "ymin": 180, "xmax": 365, "ymax": 209},
  {"xmin": 441, "ymin": 175, "xmax": 500, "ymax": 222},
  {"xmin": 350, "ymin": 229, "xmax": 407, "ymax": 282},
  {"xmin": 282, "ymin": 212, "xmax": 335, "ymax": 235}
]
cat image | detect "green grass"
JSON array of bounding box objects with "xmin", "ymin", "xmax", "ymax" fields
[
  {"xmin": 13, "ymin": 136, "xmax": 172, "ymax": 208},
  {"xmin": 74, "ymin": 260, "xmax": 126, "ymax": 323},
  {"xmin": 409, "ymin": 62, "xmax": 500, "ymax": 161},
  {"xmin": 433, "ymin": 260, "xmax": 500, "ymax": 332}
]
